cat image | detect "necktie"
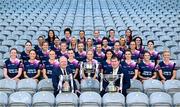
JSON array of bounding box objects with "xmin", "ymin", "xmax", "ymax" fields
[{"xmin": 63, "ymin": 69, "xmax": 67, "ymax": 75}]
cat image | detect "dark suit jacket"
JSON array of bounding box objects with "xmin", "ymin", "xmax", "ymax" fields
[
  {"xmin": 52, "ymin": 66, "xmax": 77, "ymax": 96},
  {"xmin": 102, "ymin": 66, "xmax": 130, "ymax": 96}
]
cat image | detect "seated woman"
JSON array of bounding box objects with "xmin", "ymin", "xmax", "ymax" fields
[
  {"xmin": 3, "ymin": 48, "xmax": 23, "ymax": 81},
  {"xmin": 67, "ymin": 49, "xmax": 80, "ymax": 81},
  {"xmin": 81, "ymin": 50, "xmax": 99, "ymax": 80},
  {"xmin": 23, "ymin": 50, "xmax": 42, "ymax": 82},
  {"xmin": 42, "ymin": 50, "xmax": 59, "ymax": 79},
  {"xmin": 20, "ymin": 41, "xmax": 32, "ymax": 63},
  {"xmin": 121, "ymin": 50, "xmax": 138, "ymax": 79},
  {"xmin": 157, "ymin": 50, "xmax": 177, "ymax": 83},
  {"xmin": 138, "ymin": 51, "xmax": 157, "ymax": 82}
]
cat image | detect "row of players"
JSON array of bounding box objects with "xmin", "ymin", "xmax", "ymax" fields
[{"xmin": 3, "ymin": 45, "xmax": 176, "ymax": 83}]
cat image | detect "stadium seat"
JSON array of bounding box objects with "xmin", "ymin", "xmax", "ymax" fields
[
  {"xmin": 38, "ymin": 79, "xmax": 53, "ymax": 92},
  {"xmin": 163, "ymin": 80, "xmax": 180, "ymax": 95},
  {"xmin": 173, "ymin": 92, "xmax": 180, "ymax": 107},
  {"xmin": 103, "ymin": 92, "xmax": 125, "ymax": 107},
  {"xmin": 9, "ymin": 91, "xmax": 32, "ymax": 107},
  {"xmin": 79, "ymin": 92, "xmax": 101, "ymax": 107},
  {"xmin": 0, "ymin": 79, "xmax": 16, "ymax": 95},
  {"xmin": 150, "ymin": 92, "xmax": 172, "ymax": 107},
  {"xmin": 126, "ymin": 92, "xmax": 149, "ymax": 107},
  {"xmin": 56, "ymin": 93, "xmax": 78, "ymax": 107},
  {"xmin": 32, "ymin": 91, "xmax": 55, "ymax": 107},
  {"xmin": 0, "ymin": 92, "xmax": 8, "ymax": 107},
  {"xmin": 80, "ymin": 79, "xmax": 100, "ymax": 93},
  {"xmin": 143, "ymin": 79, "xmax": 163, "ymax": 95},
  {"xmin": 127, "ymin": 79, "xmax": 143, "ymax": 93},
  {"xmin": 17, "ymin": 78, "xmax": 37, "ymax": 94}
]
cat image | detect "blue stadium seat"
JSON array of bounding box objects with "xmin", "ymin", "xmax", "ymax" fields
[
  {"xmin": 103, "ymin": 92, "xmax": 125, "ymax": 107},
  {"xmin": 127, "ymin": 79, "xmax": 143, "ymax": 93},
  {"xmin": 56, "ymin": 93, "xmax": 78, "ymax": 107},
  {"xmin": 0, "ymin": 79, "xmax": 16, "ymax": 94},
  {"xmin": 9, "ymin": 91, "xmax": 32, "ymax": 107},
  {"xmin": 173, "ymin": 92, "xmax": 180, "ymax": 107},
  {"xmin": 164, "ymin": 80, "xmax": 180, "ymax": 95},
  {"xmin": 38, "ymin": 79, "xmax": 53, "ymax": 92},
  {"xmin": 0, "ymin": 92, "xmax": 8, "ymax": 106}
]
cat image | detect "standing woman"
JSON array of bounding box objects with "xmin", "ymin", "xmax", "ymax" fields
[
  {"xmin": 133, "ymin": 36, "xmax": 145, "ymax": 55},
  {"xmin": 67, "ymin": 49, "xmax": 80, "ymax": 81},
  {"xmin": 102, "ymin": 37, "xmax": 111, "ymax": 53},
  {"xmin": 69, "ymin": 37, "xmax": 78, "ymax": 52},
  {"xmin": 51, "ymin": 37, "xmax": 61, "ymax": 56},
  {"xmin": 93, "ymin": 30, "xmax": 102, "ymax": 46},
  {"xmin": 129, "ymin": 41, "xmax": 141, "ymax": 63},
  {"xmin": 113, "ymin": 41, "xmax": 124, "ymax": 61},
  {"xmin": 157, "ymin": 50, "xmax": 177, "ymax": 83},
  {"xmin": 119, "ymin": 37, "xmax": 127, "ymax": 53},
  {"xmin": 23, "ymin": 50, "xmax": 42, "ymax": 82},
  {"xmin": 77, "ymin": 30, "xmax": 86, "ymax": 46},
  {"xmin": 42, "ymin": 50, "xmax": 59, "ymax": 79},
  {"xmin": 147, "ymin": 40, "xmax": 160, "ymax": 65},
  {"xmin": 86, "ymin": 38, "xmax": 94, "ymax": 51},
  {"xmin": 125, "ymin": 28, "xmax": 133, "ymax": 46},
  {"xmin": 120, "ymin": 50, "xmax": 138, "ymax": 79},
  {"xmin": 46, "ymin": 30, "xmax": 56, "ymax": 49},
  {"xmin": 108, "ymin": 29, "xmax": 117, "ymax": 47},
  {"xmin": 3, "ymin": 48, "xmax": 23, "ymax": 81},
  {"xmin": 34, "ymin": 35, "xmax": 45, "ymax": 53},
  {"xmin": 37, "ymin": 41, "xmax": 50, "ymax": 63},
  {"xmin": 20, "ymin": 41, "xmax": 32, "ymax": 63},
  {"xmin": 138, "ymin": 51, "xmax": 157, "ymax": 82},
  {"xmin": 101, "ymin": 49, "xmax": 114, "ymax": 74}
]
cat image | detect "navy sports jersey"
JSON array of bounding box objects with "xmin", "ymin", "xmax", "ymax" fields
[
  {"xmin": 108, "ymin": 38, "xmax": 117, "ymax": 47},
  {"xmin": 3, "ymin": 58, "xmax": 23, "ymax": 78},
  {"xmin": 93, "ymin": 38, "xmax": 102, "ymax": 46},
  {"xmin": 101, "ymin": 60, "xmax": 113, "ymax": 74},
  {"xmin": 94, "ymin": 51, "xmax": 105, "ymax": 63},
  {"xmin": 120, "ymin": 60, "xmax": 138, "ymax": 79},
  {"xmin": 20, "ymin": 51, "xmax": 29, "ymax": 63},
  {"xmin": 68, "ymin": 59, "xmax": 79, "ymax": 76},
  {"xmin": 57, "ymin": 51, "xmax": 68, "ymax": 58},
  {"xmin": 77, "ymin": 38, "xmax": 86, "ymax": 46},
  {"xmin": 131, "ymin": 50, "xmax": 140, "ymax": 62},
  {"xmin": 102, "ymin": 46, "xmax": 111, "ymax": 53},
  {"xmin": 50, "ymin": 45, "xmax": 60, "ymax": 57},
  {"xmin": 34, "ymin": 45, "xmax": 42, "ymax": 53},
  {"xmin": 149, "ymin": 50, "xmax": 160, "ymax": 64},
  {"xmin": 23, "ymin": 60, "xmax": 42, "ymax": 78},
  {"xmin": 157, "ymin": 61, "xmax": 176, "ymax": 80},
  {"xmin": 137, "ymin": 46, "xmax": 145, "ymax": 54},
  {"xmin": 37, "ymin": 50, "xmax": 50, "ymax": 63},
  {"xmin": 75, "ymin": 51, "xmax": 86, "ymax": 62},
  {"xmin": 138, "ymin": 61, "xmax": 156, "ymax": 78},
  {"xmin": 61, "ymin": 38, "xmax": 71, "ymax": 46},
  {"xmin": 114, "ymin": 50, "xmax": 124, "ymax": 61},
  {"xmin": 45, "ymin": 39, "xmax": 54, "ymax": 49},
  {"xmin": 120, "ymin": 46, "xmax": 127, "ymax": 54},
  {"xmin": 43, "ymin": 60, "xmax": 59, "ymax": 78}
]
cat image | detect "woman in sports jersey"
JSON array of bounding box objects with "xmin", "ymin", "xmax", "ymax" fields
[
  {"xmin": 120, "ymin": 50, "xmax": 138, "ymax": 79},
  {"xmin": 42, "ymin": 50, "xmax": 59, "ymax": 79},
  {"xmin": 3, "ymin": 48, "xmax": 23, "ymax": 81},
  {"xmin": 157, "ymin": 50, "xmax": 176, "ymax": 82},
  {"xmin": 37, "ymin": 41, "xmax": 50, "ymax": 63},
  {"xmin": 113, "ymin": 41, "xmax": 124, "ymax": 61},
  {"xmin": 20, "ymin": 41, "xmax": 32, "ymax": 63},
  {"xmin": 23, "ymin": 50, "xmax": 42, "ymax": 82},
  {"xmin": 138, "ymin": 51, "xmax": 157, "ymax": 82},
  {"xmin": 129, "ymin": 41, "xmax": 141, "ymax": 63}
]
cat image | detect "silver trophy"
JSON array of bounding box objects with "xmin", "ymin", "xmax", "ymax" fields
[
  {"xmin": 58, "ymin": 74, "xmax": 74, "ymax": 93},
  {"xmin": 101, "ymin": 73, "xmax": 124, "ymax": 93}
]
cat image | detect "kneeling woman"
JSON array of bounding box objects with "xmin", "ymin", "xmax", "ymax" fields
[
  {"xmin": 23, "ymin": 50, "xmax": 42, "ymax": 82},
  {"xmin": 138, "ymin": 51, "xmax": 157, "ymax": 82}
]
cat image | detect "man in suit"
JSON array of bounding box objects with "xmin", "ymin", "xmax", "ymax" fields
[
  {"xmin": 52, "ymin": 56, "xmax": 79, "ymax": 96},
  {"xmin": 100, "ymin": 56, "xmax": 130, "ymax": 96}
]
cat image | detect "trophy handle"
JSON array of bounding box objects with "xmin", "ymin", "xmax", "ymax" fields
[
  {"xmin": 119, "ymin": 73, "xmax": 124, "ymax": 93},
  {"xmin": 99, "ymin": 73, "xmax": 103, "ymax": 91},
  {"xmin": 80, "ymin": 62, "xmax": 83, "ymax": 79},
  {"xmin": 70, "ymin": 74, "xmax": 74, "ymax": 93},
  {"xmin": 95, "ymin": 62, "xmax": 99, "ymax": 78},
  {"xmin": 58, "ymin": 75, "xmax": 63, "ymax": 93}
]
